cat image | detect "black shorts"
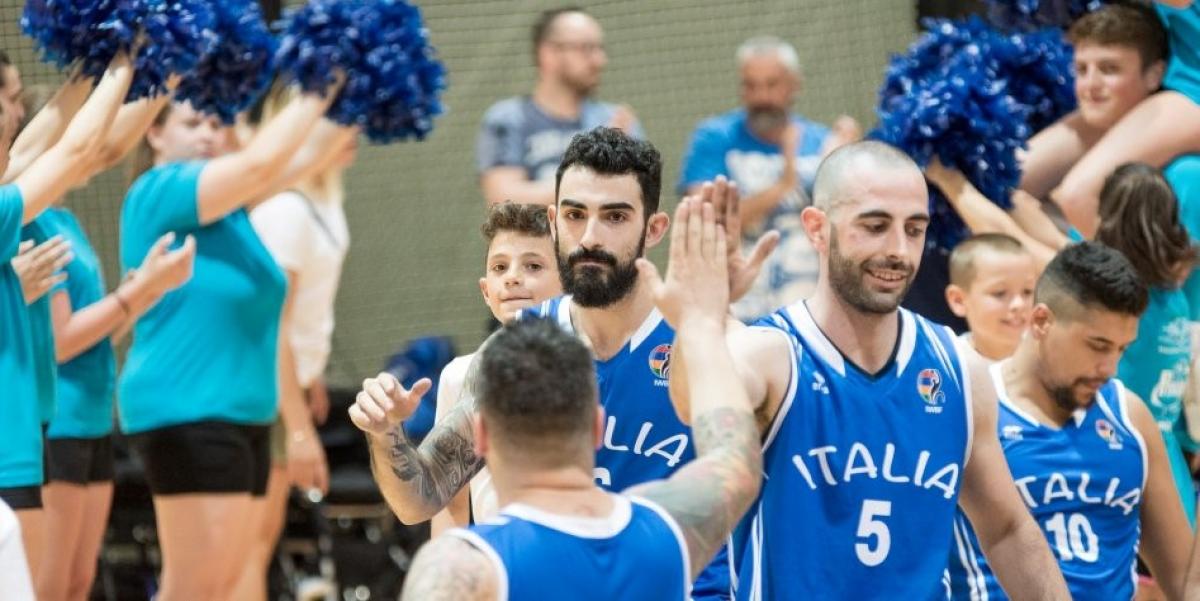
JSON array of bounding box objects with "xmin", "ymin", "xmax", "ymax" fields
[
  {"xmin": 44, "ymin": 436, "xmax": 114, "ymax": 485},
  {"xmin": 128, "ymin": 421, "xmax": 271, "ymax": 497},
  {"xmin": 0, "ymin": 486, "xmax": 41, "ymax": 510}
]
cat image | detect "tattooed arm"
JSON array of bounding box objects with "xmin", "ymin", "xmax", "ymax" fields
[
  {"xmin": 627, "ymin": 197, "xmax": 763, "ymax": 577},
  {"xmin": 351, "ymin": 346, "xmax": 491, "ymax": 523},
  {"xmin": 400, "ymin": 536, "xmax": 497, "ymax": 601}
]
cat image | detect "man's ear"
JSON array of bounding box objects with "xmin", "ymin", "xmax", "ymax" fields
[
  {"xmin": 643, "ymin": 211, "xmax": 670, "ymax": 250},
  {"xmin": 801, "ymin": 206, "xmax": 829, "ymax": 252}
]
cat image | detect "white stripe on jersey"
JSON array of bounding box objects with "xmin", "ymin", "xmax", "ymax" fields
[
  {"xmin": 1114, "ymin": 380, "xmax": 1149, "ymax": 493},
  {"xmin": 894, "ymin": 310, "xmax": 919, "ymax": 376},
  {"xmin": 951, "ymin": 332, "xmax": 975, "ymax": 469},
  {"xmin": 446, "ymin": 528, "xmax": 509, "ymax": 601},
  {"xmin": 951, "ymin": 515, "xmax": 989, "ymax": 601},
  {"xmin": 760, "ymin": 326, "xmax": 800, "ymax": 453},
  {"xmin": 628, "ymin": 495, "xmax": 693, "ymax": 601}
]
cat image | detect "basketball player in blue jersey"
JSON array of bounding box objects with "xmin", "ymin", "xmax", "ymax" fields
[
  {"xmin": 351, "ymin": 127, "xmax": 775, "ymax": 599},
  {"xmin": 948, "ymin": 242, "xmax": 1193, "ymax": 599},
  {"xmin": 399, "ymin": 196, "xmax": 761, "ymax": 600},
  {"xmin": 668, "ymin": 140, "xmax": 1070, "ymax": 599}
]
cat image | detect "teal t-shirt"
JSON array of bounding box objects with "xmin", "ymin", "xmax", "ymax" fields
[
  {"xmin": 1117, "ymin": 286, "xmax": 1195, "ymax": 522},
  {"xmin": 43, "ymin": 207, "xmax": 116, "ymax": 439},
  {"xmin": 21, "ymin": 216, "xmax": 58, "ymax": 425},
  {"xmin": 1158, "ymin": 3, "xmax": 1200, "ymax": 104},
  {"xmin": 118, "ymin": 162, "xmax": 286, "ymax": 433},
  {"xmin": 0, "ymin": 185, "xmax": 44, "ymax": 487},
  {"xmin": 1166, "ymin": 156, "xmax": 1200, "ymax": 321}
]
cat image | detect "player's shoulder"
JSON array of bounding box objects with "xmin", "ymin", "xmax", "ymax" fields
[{"xmin": 404, "ymin": 533, "xmax": 498, "ymax": 601}]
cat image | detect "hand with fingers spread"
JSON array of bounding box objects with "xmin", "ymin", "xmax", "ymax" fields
[
  {"xmin": 349, "ymin": 373, "xmax": 433, "ymax": 437},
  {"xmin": 12, "ymin": 235, "xmax": 72, "ymax": 304},
  {"xmin": 637, "ymin": 198, "xmax": 729, "ymax": 329},
  {"xmin": 131, "ymin": 232, "xmax": 196, "ymax": 298},
  {"xmin": 693, "ymin": 176, "xmax": 780, "ymax": 303}
]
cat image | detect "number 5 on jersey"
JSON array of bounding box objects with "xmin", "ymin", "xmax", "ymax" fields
[{"xmin": 856, "ymin": 499, "xmax": 892, "ymax": 566}]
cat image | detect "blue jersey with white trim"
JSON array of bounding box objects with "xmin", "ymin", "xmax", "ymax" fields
[
  {"xmin": 733, "ymin": 303, "xmax": 973, "ymax": 600},
  {"xmin": 523, "ymin": 295, "xmax": 730, "ymax": 599},
  {"xmin": 451, "ymin": 494, "xmax": 690, "ymax": 601},
  {"xmin": 948, "ymin": 367, "xmax": 1146, "ymax": 601}
]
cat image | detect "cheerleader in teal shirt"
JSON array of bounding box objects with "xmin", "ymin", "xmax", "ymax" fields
[
  {"xmin": 1094, "ymin": 163, "xmax": 1199, "ymax": 523},
  {"xmin": 118, "ymin": 79, "xmax": 350, "ymax": 599},
  {"xmin": 0, "ymin": 53, "xmax": 134, "ymax": 588}
]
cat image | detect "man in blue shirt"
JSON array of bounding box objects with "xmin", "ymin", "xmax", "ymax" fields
[
  {"xmin": 678, "ymin": 35, "xmax": 859, "ymax": 321},
  {"xmin": 476, "ymin": 7, "xmax": 643, "ymax": 207}
]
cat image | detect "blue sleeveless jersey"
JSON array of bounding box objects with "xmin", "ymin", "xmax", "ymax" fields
[
  {"xmin": 734, "ymin": 303, "xmax": 973, "ymax": 600},
  {"xmin": 948, "ymin": 366, "xmax": 1146, "ymax": 601},
  {"xmin": 524, "ymin": 295, "xmax": 729, "ymax": 599},
  {"xmin": 452, "ymin": 494, "xmax": 689, "ymax": 600}
]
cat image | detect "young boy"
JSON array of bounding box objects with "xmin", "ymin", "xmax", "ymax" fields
[
  {"xmin": 430, "ymin": 202, "xmax": 562, "ymax": 534},
  {"xmin": 945, "ymin": 233, "xmax": 1038, "ymax": 362}
]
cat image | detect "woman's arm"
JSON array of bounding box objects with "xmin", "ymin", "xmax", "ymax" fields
[
  {"xmin": 2, "ymin": 69, "xmax": 92, "ymax": 184},
  {"xmin": 195, "ymin": 83, "xmax": 342, "ymax": 225},
  {"xmin": 16, "ymin": 53, "xmax": 133, "ymax": 224}
]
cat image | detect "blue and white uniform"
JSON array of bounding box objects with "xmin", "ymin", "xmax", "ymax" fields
[
  {"xmin": 734, "ymin": 303, "xmax": 973, "ymax": 600},
  {"xmin": 449, "ymin": 494, "xmax": 689, "ymax": 601},
  {"xmin": 949, "ymin": 365, "xmax": 1146, "ymax": 600},
  {"xmin": 523, "ymin": 295, "xmax": 729, "ymax": 599}
]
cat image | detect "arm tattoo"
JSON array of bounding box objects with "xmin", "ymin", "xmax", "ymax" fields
[
  {"xmin": 370, "ymin": 351, "xmax": 488, "ymax": 518},
  {"xmin": 634, "ymin": 406, "xmax": 762, "ymax": 575},
  {"xmin": 402, "ymin": 537, "xmax": 496, "ymax": 601}
]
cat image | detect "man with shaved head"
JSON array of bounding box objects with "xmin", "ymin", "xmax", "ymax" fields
[{"xmin": 671, "ymin": 141, "xmax": 1070, "ymax": 599}]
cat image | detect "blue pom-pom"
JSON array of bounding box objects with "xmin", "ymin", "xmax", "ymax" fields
[
  {"xmin": 21, "ymin": 0, "xmax": 218, "ymax": 101},
  {"xmin": 985, "ymin": 0, "xmax": 1106, "ymax": 31},
  {"xmin": 175, "ymin": 0, "xmax": 277, "ymax": 124},
  {"xmin": 274, "ymin": 0, "xmax": 447, "ymax": 144},
  {"xmin": 871, "ymin": 17, "xmax": 1077, "ymax": 248}
]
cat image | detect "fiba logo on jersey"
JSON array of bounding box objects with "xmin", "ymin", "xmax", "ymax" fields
[
  {"xmin": 1095, "ymin": 419, "xmax": 1124, "ymax": 450},
  {"xmin": 917, "ymin": 368, "xmax": 945, "ymax": 414},
  {"xmin": 648, "ymin": 343, "xmax": 672, "ymax": 381}
]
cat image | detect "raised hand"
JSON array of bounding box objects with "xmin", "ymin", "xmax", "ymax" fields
[
  {"xmin": 136, "ymin": 232, "xmax": 196, "ymax": 295},
  {"xmin": 349, "ymin": 373, "xmax": 433, "ymax": 437},
  {"xmin": 12, "ymin": 235, "xmax": 72, "ymax": 304},
  {"xmin": 924, "ymin": 157, "xmax": 968, "ymax": 199},
  {"xmin": 636, "ymin": 197, "xmax": 729, "ymax": 329},
  {"xmin": 697, "ymin": 176, "xmax": 779, "ymax": 303}
]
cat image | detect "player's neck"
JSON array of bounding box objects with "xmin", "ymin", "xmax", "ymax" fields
[
  {"xmin": 1005, "ymin": 344, "xmax": 1075, "ymax": 427},
  {"xmin": 492, "ymin": 464, "xmax": 611, "ymax": 517},
  {"xmin": 533, "ymin": 80, "xmax": 586, "ymax": 121},
  {"xmin": 570, "ymin": 288, "xmax": 656, "ymax": 360},
  {"xmin": 806, "ymin": 292, "xmax": 900, "ymax": 374}
]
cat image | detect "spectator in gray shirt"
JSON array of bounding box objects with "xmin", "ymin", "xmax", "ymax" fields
[{"xmin": 476, "ymin": 7, "xmax": 644, "ymax": 206}]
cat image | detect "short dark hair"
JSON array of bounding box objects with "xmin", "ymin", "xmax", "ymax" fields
[
  {"xmin": 477, "ymin": 318, "xmax": 597, "ymax": 463},
  {"xmin": 481, "ymin": 202, "xmax": 551, "ymax": 243},
  {"xmin": 1036, "ymin": 241, "xmax": 1149, "ymax": 320},
  {"xmin": 555, "ymin": 127, "xmax": 663, "ymax": 216},
  {"xmin": 1068, "ymin": 2, "xmax": 1169, "ymax": 70},
  {"xmin": 948, "ymin": 233, "xmax": 1029, "ymax": 288},
  {"xmin": 1094, "ymin": 163, "xmax": 1198, "ymax": 288},
  {"xmin": 532, "ymin": 7, "xmax": 587, "ymax": 65}
]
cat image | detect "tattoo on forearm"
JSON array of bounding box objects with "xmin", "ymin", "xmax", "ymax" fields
[
  {"xmin": 373, "ymin": 353, "xmax": 488, "ymax": 511},
  {"xmin": 638, "ymin": 407, "xmax": 761, "ymax": 572}
]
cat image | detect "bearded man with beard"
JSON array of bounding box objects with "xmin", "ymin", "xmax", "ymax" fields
[
  {"xmin": 669, "ymin": 141, "xmax": 1070, "ymax": 600},
  {"xmin": 475, "ymin": 7, "xmax": 644, "ymax": 207},
  {"xmin": 350, "ymin": 128, "xmax": 774, "ymax": 601},
  {"xmin": 679, "ymin": 35, "xmax": 861, "ymax": 321}
]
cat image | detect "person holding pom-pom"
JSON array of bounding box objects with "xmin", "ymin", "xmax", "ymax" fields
[
  {"xmin": 117, "ymin": 75, "xmax": 355, "ymax": 597},
  {"xmin": 0, "ymin": 50, "xmax": 135, "ymax": 589}
]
